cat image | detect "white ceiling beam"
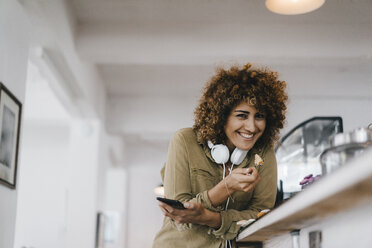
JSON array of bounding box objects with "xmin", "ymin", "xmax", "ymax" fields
[{"xmin": 75, "ymin": 22, "xmax": 372, "ymax": 65}]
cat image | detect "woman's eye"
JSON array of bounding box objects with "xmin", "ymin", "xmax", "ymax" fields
[
  {"xmin": 255, "ymin": 113, "xmax": 265, "ymax": 119},
  {"xmin": 237, "ymin": 114, "xmax": 248, "ymax": 119}
]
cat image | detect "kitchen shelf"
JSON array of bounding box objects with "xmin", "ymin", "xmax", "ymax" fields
[{"xmin": 237, "ymin": 148, "xmax": 372, "ymax": 242}]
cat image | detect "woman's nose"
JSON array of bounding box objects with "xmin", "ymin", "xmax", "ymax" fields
[{"xmin": 244, "ymin": 117, "xmax": 256, "ymax": 132}]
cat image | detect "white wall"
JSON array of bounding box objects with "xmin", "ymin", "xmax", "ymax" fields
[
  {"xmin": 103, "ymin": 167, "xmax": 127, "ymax": 248},
  {"xmin": 13, "ymin": 61, "xmax": 112, "ymax": 248},
  {"xmin": 7, "ymin": 1, "xmax": 114, "ymax": 247},
  {"xmin": 123, "ymin": 137, "xmax": 169, "ymax": 248},
  {"xmin": 97, "ymin": 134, "xmax": 127, "ymax": 248},
  {"xmin": 14, "ymin": 123, "xmax": 71, "ymax": 248},
  {"xmin": 65, "ymin": 120, "xmax": 103, "ymax": 248},
  {"xmin": 20, "ymin": 0, "xmax": 106, "ymax": 120},
  {"xmin": 14, "ymin": 118, "xmax": 107, "ymax": 248},
  {"xmin": 108, "ymin": 95, "xmax": 196, "ymax": 138},
  {"xmin": 273, "ymin": 60, "xmax": 372, "ymax": 134},
  {"xmin": 0, "ymin": 0, "xmax": 29, "ymax": 247}
]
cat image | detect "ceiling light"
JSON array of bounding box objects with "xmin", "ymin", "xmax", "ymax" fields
[{"xmin": 266, "ymin": 0, "xmax": 325, "ymax": 15}]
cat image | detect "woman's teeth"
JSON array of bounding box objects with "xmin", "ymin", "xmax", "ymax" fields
[{"xmin": 239, "ymin": 132, "xmax": 253, "ymax": 139}]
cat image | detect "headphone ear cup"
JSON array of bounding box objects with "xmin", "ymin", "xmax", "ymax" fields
[
  {"xmin": 230, "ymin": 148, "xmax": 248, "ymax": 165},
  {"xmin": 211, "ymin": 144, "xmax": 229, "ymax": 164}
]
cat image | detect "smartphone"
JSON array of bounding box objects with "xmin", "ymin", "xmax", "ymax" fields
[{"xmin": 156, "ymin": 197, "xmax": 186, "ymax": 209}]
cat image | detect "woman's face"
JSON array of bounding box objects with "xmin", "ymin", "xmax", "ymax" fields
[{"xmin": 224, "ymin": 101, "xmax": 266, "ymax": 151}]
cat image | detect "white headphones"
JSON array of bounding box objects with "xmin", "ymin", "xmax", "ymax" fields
[{"xmin": 207, "ymin": 141, "xmax": 248, "ymax": 165}]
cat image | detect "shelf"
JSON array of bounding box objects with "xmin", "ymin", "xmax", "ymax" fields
[{"xmin": 237, "ymin": 148, "xmax": 372, "ymax": 242}]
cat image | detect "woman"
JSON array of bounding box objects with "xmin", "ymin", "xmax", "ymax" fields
[{"xmin": 153, "ymin": 63, "xmax": 287, "ymax": 248}]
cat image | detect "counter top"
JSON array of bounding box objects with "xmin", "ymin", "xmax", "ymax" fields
[{"xmin": 237, "ymin": 148, "xmax": 372, "ymax": 242}]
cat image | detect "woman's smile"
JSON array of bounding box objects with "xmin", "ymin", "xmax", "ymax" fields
[{"xmin": 237, "ymin": 131, "xmax": 254, "ymax": 139}]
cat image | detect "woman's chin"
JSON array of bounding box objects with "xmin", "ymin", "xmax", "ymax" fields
[{"xmin": 235, "ymin": 142, "xmax": 254, "ymax": 151}]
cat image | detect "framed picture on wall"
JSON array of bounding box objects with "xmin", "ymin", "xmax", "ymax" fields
[{"xmin": 0, "ymin": 82, "xmax": 22, "ymax": 189}]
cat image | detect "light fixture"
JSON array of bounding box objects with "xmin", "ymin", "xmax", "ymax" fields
[
  {"xmin": 154, "ymin": 184, "xmax": 164, "ymax": 196},
  {"xmin": 266, "ymin": 0, "xmax": 325, "ymax": 15}
]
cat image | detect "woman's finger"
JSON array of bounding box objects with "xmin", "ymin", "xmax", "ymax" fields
[
  {"xmin": 234, "ymin": 173, "xmax": 257, "ymax": 183},
  {"xmin": 246, "ymin": 167, "xmax": 254, "ymax": 175},
  {"xmin": 159, "ymin": 205, "xmax": 172, "ymax": 217},
  {"xmin": 243, "ymin": 176, "xmax": 261, "ymax": 192},
  {"xmin": 232, "ymin": 167, "xmax": 258, "ymax": 177},
  {"xmin": 158, "ymin": 201, "xmax": 179, "ymax": 214},
  {"xmin": 183, "ymin": 201, "xmax": 200, "ymax": 210},
  {"xmin": 246, "ymin": 167, "xmax": 258, "ymax": 176},
  {"xmin": 159, "ymin": 206, "xmax": 181, "ymax": 221},
  {"xmin": 232, "ymin": 168, "xmax": 248, "ymax": 174}
]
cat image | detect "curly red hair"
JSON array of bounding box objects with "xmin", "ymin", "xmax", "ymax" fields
[{"xmin": 193, "ymin": 63, "xmax": 288, "ymax": 149}]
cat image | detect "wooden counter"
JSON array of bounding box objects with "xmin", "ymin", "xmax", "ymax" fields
[{"xmin": 237, "ymin": 148, "xmax": 372, "ymax": 244}]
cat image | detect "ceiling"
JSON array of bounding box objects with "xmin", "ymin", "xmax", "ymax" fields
[
  {"xmin": 68, "ymin": 0, "xmax": 372, "ymax": 97},
  {"xmin": 25, "ymin": 0, "xmax": 372, "ymax": 142}
]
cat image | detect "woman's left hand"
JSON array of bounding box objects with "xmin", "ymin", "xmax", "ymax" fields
[{"xmin": 158, "ymin": 201, "xmax": 221, "ymax": 228}]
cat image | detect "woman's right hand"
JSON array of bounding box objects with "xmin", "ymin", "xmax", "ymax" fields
[
  {"xmin": 226, "ymin": 167, "xmax": 261, "ymax": 193},
  {"xmin": 207, "ymin": 167, "xmax": 261, "ymax": 207}
]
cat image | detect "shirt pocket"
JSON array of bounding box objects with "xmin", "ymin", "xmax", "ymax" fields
[{"xmin": 190, "ymin": 168, "xmax": 219, "ymax": 193}]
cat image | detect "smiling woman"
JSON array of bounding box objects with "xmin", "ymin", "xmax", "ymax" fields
[{"xmin": 153, "ymin": 63, "xmax": 288, "ymax": 248}]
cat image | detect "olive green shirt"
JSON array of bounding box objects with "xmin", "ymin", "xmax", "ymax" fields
[{"xmin": 153, "ymin": 128, "xmax": 277, "ymax": 248}]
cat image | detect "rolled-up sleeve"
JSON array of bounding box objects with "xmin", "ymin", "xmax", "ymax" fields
[
  {"xmin": 162, "ymin": 130, "xmax": 224, "ymax": 230},
  {"xmin": 163, "ymin": 130, "xmax": 191, "ymax": 202},
  {"xmin": 163, "ymin": 130, "xmax": 223, "ymax": 208}
]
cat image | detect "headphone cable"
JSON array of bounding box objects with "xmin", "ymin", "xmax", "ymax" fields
[{"xmin": 222, "ymin": 163, "xmax": 234, "ymax": 248}]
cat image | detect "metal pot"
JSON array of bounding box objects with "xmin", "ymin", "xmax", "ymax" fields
[{"xmin": 320, "ymin": 124, "xmax": 372, "ymax": 175}]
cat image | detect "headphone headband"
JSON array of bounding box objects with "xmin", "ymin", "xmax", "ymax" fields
[{"xmin": 207, "ymin": 140, "xmax": 214, "ymax": 149}]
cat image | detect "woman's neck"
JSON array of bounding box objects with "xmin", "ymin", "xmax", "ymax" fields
[{"xmin": 225, "ymin": 140, "xmax": 235, "ymax": 154}]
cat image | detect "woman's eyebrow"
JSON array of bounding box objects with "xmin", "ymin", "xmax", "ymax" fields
[{"xmin": 234, "ymin": 110, "xmax": 249, "ymax": 114}]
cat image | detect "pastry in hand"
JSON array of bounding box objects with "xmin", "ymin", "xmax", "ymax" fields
[{"xmin": 254, "ymin": 154, "xmax": 264, "ymax": 168}]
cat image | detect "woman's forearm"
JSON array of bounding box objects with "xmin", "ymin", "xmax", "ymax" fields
[
  {"xmin": 207, "ymin": 178, "xmax": 233, "ymax": 207},
  {"xmin": 200, "ymin": 208, "xmax": 222, "ymax": 229}
]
